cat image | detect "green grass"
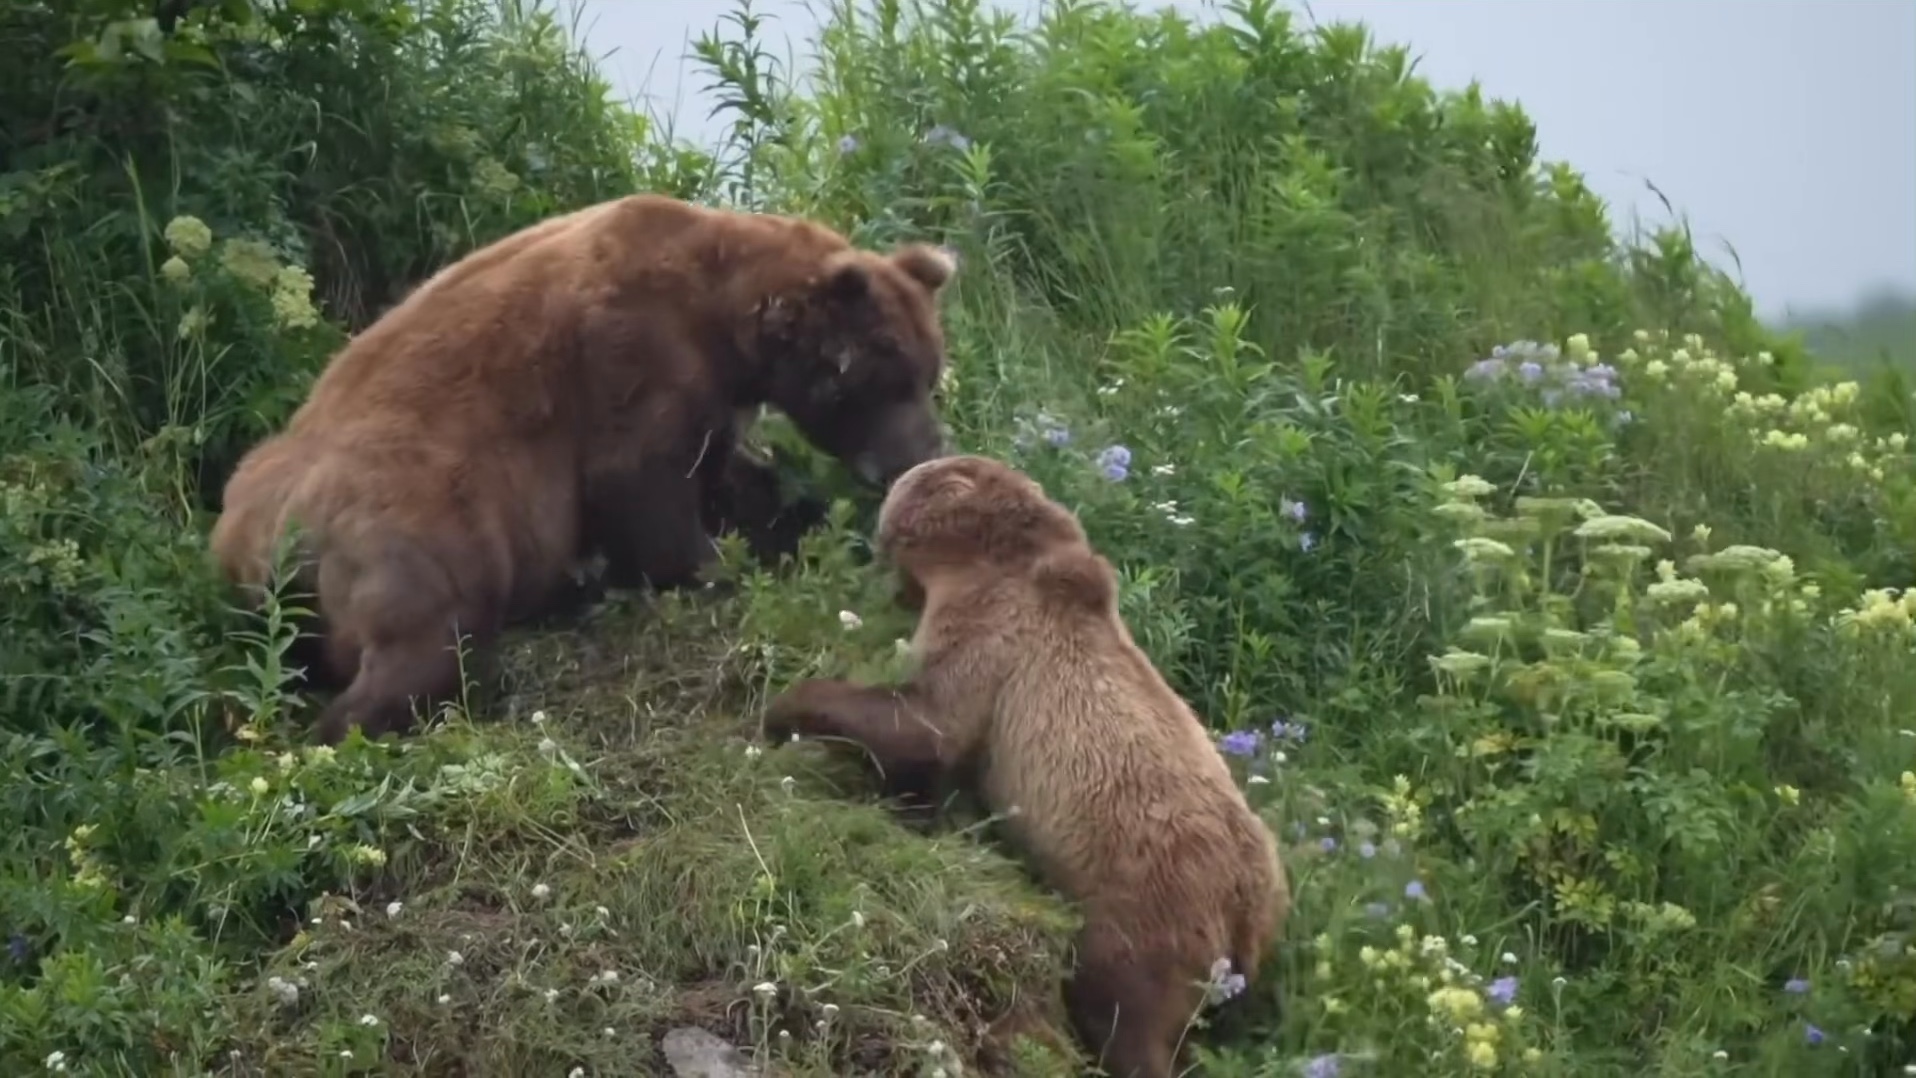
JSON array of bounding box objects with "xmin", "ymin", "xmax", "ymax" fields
[{"xmin": 3, "ymin": 1, "xmax": 1915, "ymax": 1076}]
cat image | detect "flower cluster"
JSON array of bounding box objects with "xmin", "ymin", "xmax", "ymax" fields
[
  {"xmin": 1463, "ymin": 335, "xmax": 1623, "ymax": 409},
  {"xmin": 1350, "ymin": 926, "xmax": 1542, "ymax": 1070},
  {"xmin": 1619, "ymin": 330, "xmax": 1912, "ymax": 488},
  {"xmin": 160, "ymin": 214, "xmax": 320, "ymax": 332}
]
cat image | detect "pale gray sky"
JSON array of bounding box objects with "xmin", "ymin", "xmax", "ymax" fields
[{"xmin": 572, "ymin": 0, "xmax": 1916, "ymax": 320}]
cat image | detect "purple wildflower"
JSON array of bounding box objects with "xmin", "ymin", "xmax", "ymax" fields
[
  {"xmin": 1280, "ymin": 496, "xmax": 1308, "ymax": 523},
  {"xmin": 1097, "ymin": 444, "xmax": 1132, "ymax": 482},
  {"xmin": 1319, "ymin": 836, "xmax": 1338, "ymax": 853},
  {"xmin": 924, "ymin": 124, "xmax": 971, "ymax": 152},
  {"xmin": 1270, "ymin": 719, "xmax": 1307, "ymax": 742},
  {"xmin": 1783, "ymin": 977, "xmax": 1809, "ymax": 994},
  {"xmin": 1517, "ymin": 360, "xmax": 1544, "ymax": 383},
  {"xmin": 1299, "ymin": 532, "xmax": 1317, "ymax": 553},
  {"xmin": 835, "ymin": 133, "xmax": 859, "ymax": 155},
  {"xmin": 1487, "ymin": 975, "xmax": 1519, "ymax": 1006},
  {"xmin": 1405, "ymin": 879, "xmax": 1428, "ymax": 901},
  {"xmin": 1218, "ymin": 730, "xmax": 1262, "ymax": 757},
  {"xmin": 1465, "ymin": 357, "xmax": 1506, "ymax": 382},
  {"xmin": 1804, "ymin": 1023, "xmax": 1824, "ymax": 1046},
  {"xmin": 1303, "ymin": 1054, "xmax": 1342, "ymax": 1078},
  {"xmin": 1044, "ymin": 424, "xmax": 1070, "ymax": 447},
  {"xmin": 1358, "ymin": 841, "xmax": 1377, "ymax": 859},
  {"xmin": 1206, "ymin": 957, "xmax": 1247, "ymax": 1003}
]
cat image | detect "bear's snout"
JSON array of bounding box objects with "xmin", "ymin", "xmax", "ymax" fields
[{"xmin": 854, "ymin": 399, "xmax": 949, "ymax": 487}]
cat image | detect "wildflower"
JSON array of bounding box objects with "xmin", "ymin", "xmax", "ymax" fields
[
  {"xmin": 1270, "ymin": 719, "xmax": 1307, "ymax": 742},
  {"xmin": 1454, "ymin": 537, "xmax": 1517, "ymax": 562},
  {"xmin": 1303, "ymin": 1054, "xmax": 1342, "ymax": 1078},
  {"xmin": 923, "ymin": 124, "xmax": 971, "ymax": 151},
  {"xmin": 1712, "ymin": 1050, "xmax": 1729, "ymax": 1061},
  {"xmin": 1358, "ymin": 841, "xmax": 1377, "ymax": 859},
  {"xmin": 1574, "ymin": 514, "xmax": 1672, "ymax": 545},
  {"xmin": 266, "ymin": 976, "xmax": 300, "ymax": 1005},
  {"xmin": 163, "ymin": 215, "xmax": 213, "ymax": 259},
  {"xmin": 220, "ymin": 237, "xmax": 281, "ymax": 287},
  {"xmin": 271, "ymin": 265, "xmax": 319, "ymax": 330},
  {"xmin": 1096, "ymin": 444, "xmax": 1131, "ymax": 481},
  {"xmin": 358, "ymin": 1014, "xmax": 380, "ymax": 1026},
  {"xmin": 249, "ymin": 776, "xmax": 269, "ymax": 796},
  {"xmin": 1151, "ymin": 462, "xmax": 1175, "ymax": 476},
  {"xmin": 1205, "ymin": 957, "xmax": 1247, "ymax": 1004},
  {"xmin": 1465, "ymin": 357, "xmax": 1506, "ymax": 382},
  {"xmin": 1784, "ymin": 977, "xmax": 1809, "ymax": 994},
  {"xmin": 1217, "ymin": 730, "xmax": 1262, "ymax": 757},
  {"xmin": 1299, "ymin": 532, "xmax": 1317, "ymax": 552},
  {"xmin": 160, "ymin": 255, "xmax": 191, "ymax": 283},
  {"xmin": 1364, "ymin": 902, "xmax": 1391, "ymax": 919},
  {"xmin": 1517, "ymin": 360, "xmax": 1543, "ymax": 383},
  {"xmin": 386, "ymin": 901, "xmax": 403, "ymax": 918},
  {"xmin": 1776, "ymin": 785, "xmax": 1801, "ymax": 807},
  {"xmin": 838, "ymin": 610, "xmax": 863, "ymax": 630},
  {"xmin": 531, "ymin": 710, "xmax": 548, "ymax": 725},
  {"xmin": 1318, "ymin": 836, "xmax": 1337, "ymax": 853},
  {"xmin": 753, "ymin": 981, "xmax": 778, "ymax": 998},
  {"xmin": 346, "ymin": 844, "xmax": 386, "ymax": 867},
  {"xmin": 1405, "ymin": 879, "xmax": 1429, "ymax": 901},
  {"xmin": 1044, "ymin": 423, "xmax": 1071, "ymax": 447},
  {"xmin": 1444, "ymin": 474, "xmax": 1496, "ymax": 499},
  {"xmin": 1804, "ymin": 1023, "xmax": 1824, "ymax": 1045},
  {"xmin": 1429, "ymin": 648, "xmax": 1492, "ymax": 677},
  {"xmin": 1487, "ymin": 975, "xmax": 1519, "ymax": 1006},
  {"xmin": 835, "ymin": 133, "xmax": 859, "ymax": 155},
  {"xmin": 1280, "ymin": 496, "xmax": 1308, "ymax": 523},
  {"xmin": 1501, "ymin": 951, "xmax": 1518, "ymax": 965},
  {"xmin": 446, "ymin": 950, "xmax": 464, "ymax": 966}
]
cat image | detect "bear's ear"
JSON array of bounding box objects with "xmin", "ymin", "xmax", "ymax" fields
[
  {"xmin": 820, "ymin": 251, "xmax": 873, "ymax": 306},
  {"xmin": 891, "ymin": 243, "xmax": 957, "ymax": 293}
]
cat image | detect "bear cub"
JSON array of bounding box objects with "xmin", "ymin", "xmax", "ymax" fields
[
  {"xmin": 759, "ymin": 454, "xmax": 1291, "ymax": 1078},
  {"xmin": 211, "ymin": 194, "xmax": 957, "ymax": 745}
]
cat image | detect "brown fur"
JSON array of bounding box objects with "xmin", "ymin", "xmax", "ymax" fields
[
  {"xmin": 210, "ymin": 194, "xmax": 957, "ymax": 745},
  {"xmin": 759, "ymin": 455, "xmax": 1291, "ymax": 1078}
]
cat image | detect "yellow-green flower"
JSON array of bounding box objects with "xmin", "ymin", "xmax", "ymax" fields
[{"xmin": 163, "ymin": 214, "xmax": 212, "ymax": 259}]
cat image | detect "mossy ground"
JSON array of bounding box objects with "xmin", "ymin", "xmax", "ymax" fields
[{"xmin": 217, "ymin": 588, "xmax": 1087, "ymax": 1077}]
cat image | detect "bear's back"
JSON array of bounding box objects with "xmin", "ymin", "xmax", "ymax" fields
[{"xmin": 981, "ymin": 581, "xmax": 1271, "ymax": 913}]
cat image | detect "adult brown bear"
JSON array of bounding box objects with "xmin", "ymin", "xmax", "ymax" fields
[
  {"xmin": 210, "ymin": 194, "xmax": 956, "ymax": 745},
  {"xmin": 759, "ymin": 454, "xmax": 1290, "ymax": 1078}
]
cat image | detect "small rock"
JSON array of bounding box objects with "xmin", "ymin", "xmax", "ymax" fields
[{"xmin": 661, "ymin": 1027, "xmax": 759, "ymax": 1078}]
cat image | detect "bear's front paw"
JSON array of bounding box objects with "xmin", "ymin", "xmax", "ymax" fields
[{"xmin": 759, "ymin": 679, "xmax": 842, "ymax": 745}]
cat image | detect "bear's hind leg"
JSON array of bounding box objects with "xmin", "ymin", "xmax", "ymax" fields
[
  {"xmin": 312, "ymin": 544, "xmax": 500, "ymax": 745},
  {"xmin": 1064, "ymin": 920, "xmax": 1190, "ymax": 1078}
]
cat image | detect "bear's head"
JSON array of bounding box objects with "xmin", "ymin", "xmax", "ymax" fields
[
  {"xmin": 874, "ymin": 454, "xmax": 1092, "ymax": 592},
  {"xmin": 761, "ymin": 242, "xmax": 957, "ymax": 488}
]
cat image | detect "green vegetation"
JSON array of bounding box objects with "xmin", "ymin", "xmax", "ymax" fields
[{"xmin": 3, "ymin": 1, "xmax": 1914, "ymax": 1075}]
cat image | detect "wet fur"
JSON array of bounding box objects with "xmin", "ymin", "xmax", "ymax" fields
[{"xmin": 760, "ymin": 454, "xmax": 1291, "ymax": 1078}]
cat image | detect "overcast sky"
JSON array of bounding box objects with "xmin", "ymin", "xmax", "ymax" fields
[{"xmin": 573, "ymin": 0, "xmax": 1916, "ymax": 321}]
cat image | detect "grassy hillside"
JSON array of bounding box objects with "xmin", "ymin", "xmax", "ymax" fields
[
  {"xmin": 3, "ymin": 1, "xmax": 1914, "ymax": 1076},
  {"xmin": 1779, "ymin": 288, "xmax": 1916, "ymax": 381}
]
